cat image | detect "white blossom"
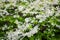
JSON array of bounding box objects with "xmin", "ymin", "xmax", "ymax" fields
[
  {"xmin": 25, "ymin": 18, "xmax": 31, "ymax": 23},
  {"xmin": 56, "ymin": 25, "xmax": 60, "ymax": 29},
  {"xmin": 0, "ymin": 0, "xmax": 59, "ymax": 40},
  {"xmin": 13, "ymin": 15, "xmax": 19, "ymax": 18},
  {"xmin": 18, "ymin": 6, "xmax": 24, "ymax": 11},
  {"xmin": 24, "ymin": 25, "xmax": 39, "ymax": 37}
]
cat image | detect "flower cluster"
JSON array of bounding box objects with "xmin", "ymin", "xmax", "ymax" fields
[{"xmin": 0, "ymin": 0, "xmax": 60, "ymax": 40}]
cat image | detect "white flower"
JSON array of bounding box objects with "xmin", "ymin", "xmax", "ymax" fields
[
  {"xmin": 0, "ymin": 10, "xmax": 9, "ymax": 16},
  {"xmin": 24, "ymin": 25, "xmax": 38, "ymax": 37},
  {"xmin": 25, "ymin": 18, "xmax": 31, "ymax": 23},
  {"xmin": 56, "ymin": 25, "xmax": 60, "ymax": 29},
  {"xmin": 2, "ymin": 24, "xmax": 7, "ymax": 30},
  {"xmin": 1, "ymin": 0, "xmax": 59, "ymax": 40},
  {"xmin": 13, "ymin": 15, "xmax": 19, "ymax": 18},
  {"xmin": 1, "ymin": 0, "xmax": 9, "ymax": 2},
  {"xmin": 7, "ymin": 29, "xmax": 24, "ymax": 40},
  {"xmin": 36, "ymin": 15, "xmax": 41, "ymax": 19},
  {"xmin": 23, "ymin": 9, "xmax": 30, "ymax": 13},
  {"xmin": 18, "ymin": 6, "xmax": 24, "ymax": 11},
  {"xmin": 52, "ymin": 0, "xmax": 59, "ymax": 4},
  {"xmin": 20, "ymin": 0, "xmax": 28, "ymax": 2}
]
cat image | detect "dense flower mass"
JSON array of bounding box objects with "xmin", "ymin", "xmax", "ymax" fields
[{"xmin": 0, "ymin": 0, "xmax": 60, "ymax": 40}]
